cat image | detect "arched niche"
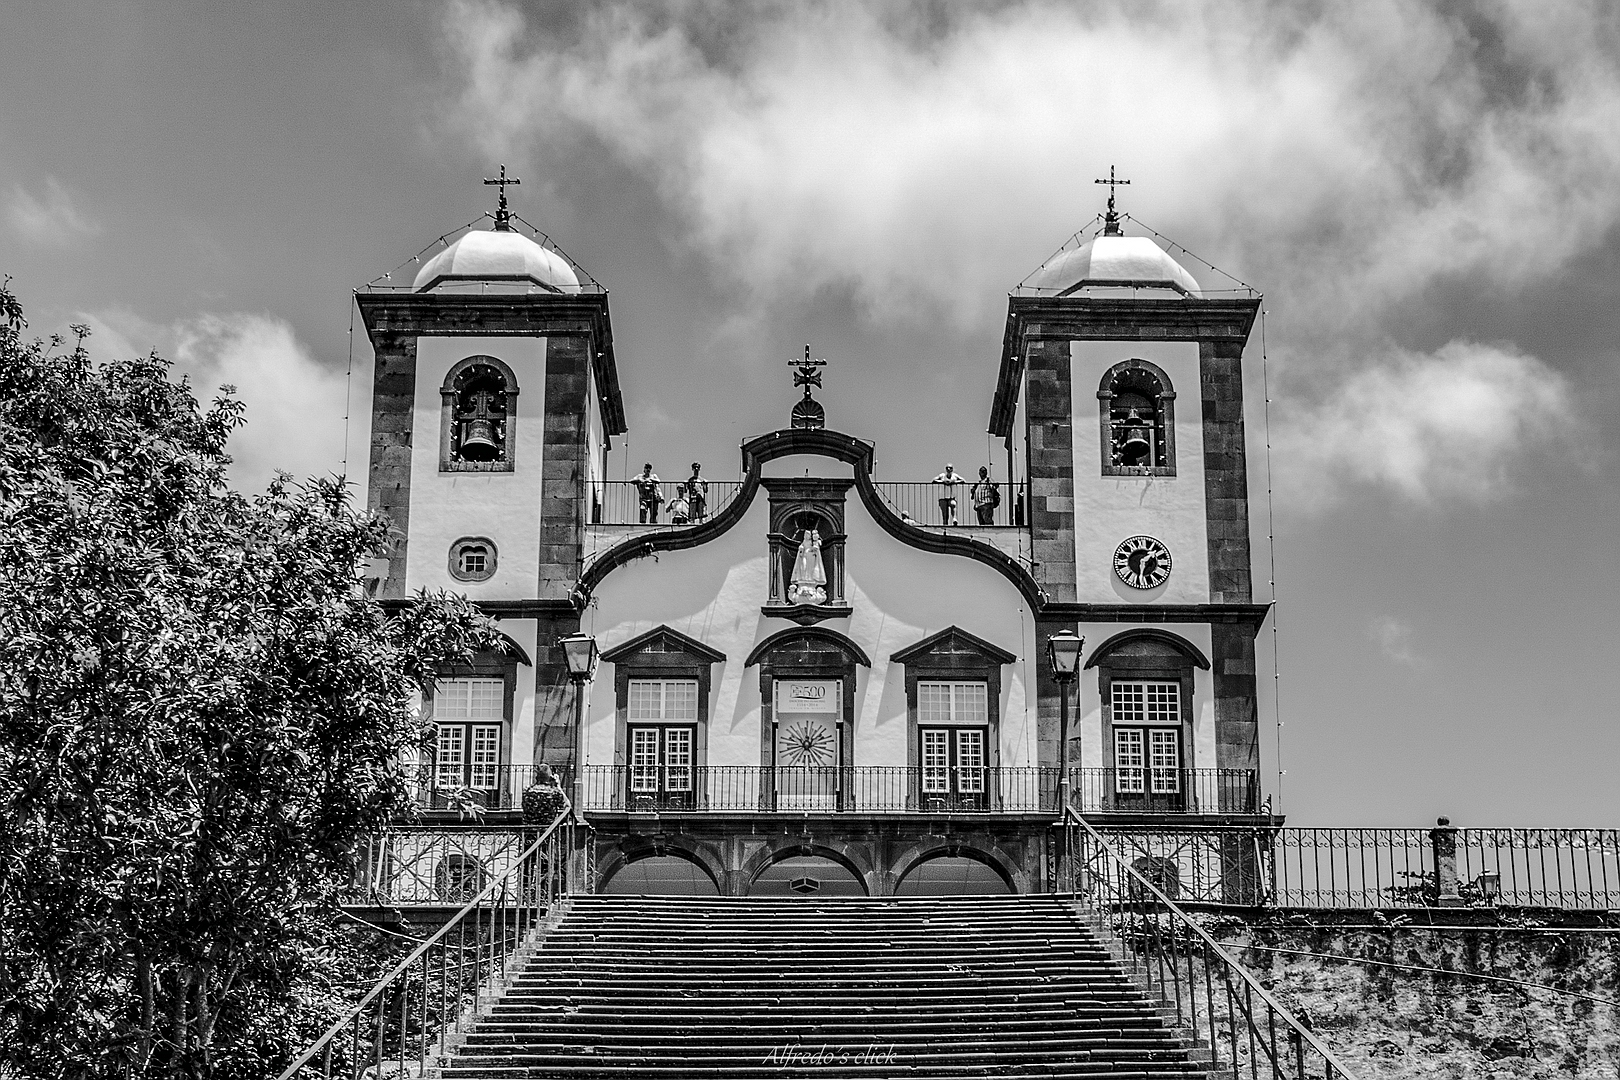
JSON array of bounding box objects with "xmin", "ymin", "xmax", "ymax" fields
[
  {"xmin": 894, "ymin": 854, "xmax": 1014, "ymax": 896},
  {"xmin": 749, "ymin": 853, "xmax": 868, "ymax": 897},
  {"xmin": 601, "ymin": 852, "xmax": 722, "ymax": 896}
]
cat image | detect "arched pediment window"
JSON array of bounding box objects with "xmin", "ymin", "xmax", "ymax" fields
[
  {"xmin": 440, "ymin": 355, "xmax": 520, "ymax": 472},
  {"xmin": 1098, "ymin": 359, "xmax": 1175, "ymax": 475}
]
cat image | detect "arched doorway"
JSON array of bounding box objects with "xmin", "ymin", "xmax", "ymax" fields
[
  {"xmin": 750, "ymin": 854, "xmax": 867, "ymax": 896},
  {"xmin": 602, "ymin": 853, "xmax": 720, "ymax": 896},
  {"xmin": 894, "ymin": 855, "xmax": 1013, "ymax": 896}
]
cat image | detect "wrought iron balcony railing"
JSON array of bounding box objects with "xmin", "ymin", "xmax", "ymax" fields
[
  {"xmin": 590, "ymin": 480, "xmax": 742, "ymax": 525},
  {"xmin": 871, "ymin": 481, "xmax": 1027, "ymax": 527},
  {"xmin": 576, "ymin": 765, "xmax": 1260, "ymax": 815}
]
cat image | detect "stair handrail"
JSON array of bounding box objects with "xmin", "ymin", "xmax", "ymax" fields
[
  {"xmin": 276, "ymin": 799, "xmax": 577, "ymax": 1079},
  {"xmin": 1063, "ymin": 806, "xmax": 1357, "ymax": 1079}
]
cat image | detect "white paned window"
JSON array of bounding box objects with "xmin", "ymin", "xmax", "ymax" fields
[
  {"xmin": 433, "ymin": 677, "xmax": 506, "ymax": 791},
  {"xmin": 629, "ymin": 679, "xmax": 698, "ymax": 721},
  {"xmin": 955, "ymin": 728, "xmax": 985, "ymax": 794},
  {"xmin": 1149, "ymin": 729, "xmax": 1180, "ymax": 794},
  {"xmin": 469, "ymin": 725, "xmax": 500, "ymax": 789},
  {"xmin": 629, "ymin": 727, "xmax": 660, "ymax": 793},
  {"xmin": 918, "ymin": 682, "xmax": 989, "ymax": 725},
  {"xmin": 1111, "ymin": 680, "xmax": 1180, "ymax": 725},
  {"xmin": 626, "ymin": 680, "xmax": 700, "ymax": 800},
  {"xmin": 435, "ymin": 725, "xmax": 465, "ymax": 787},
  {"xmin": 1115, "ymin": 729, "xmax": 1145, "ymax": 794},
  {"xmin": 921, "ymin": 729, "xmax": 950, "ymax": 794}
]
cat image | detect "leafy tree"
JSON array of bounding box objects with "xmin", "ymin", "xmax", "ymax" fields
[{"xmin": 0, "ymin": 281, "xmax": 497, "ymax": 1077}]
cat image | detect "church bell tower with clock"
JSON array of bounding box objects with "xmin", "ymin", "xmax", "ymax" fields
[{"xmin": 989, "ymin": 174, "xmax": 1268, "ymax": 806}]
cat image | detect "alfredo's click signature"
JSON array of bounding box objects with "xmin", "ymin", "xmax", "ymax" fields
[{"xmin": 761, "ymin": 1042, "xmax": 900, "ymax": 1068}]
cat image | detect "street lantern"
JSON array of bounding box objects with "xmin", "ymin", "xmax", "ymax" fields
[
  {"xmin": 560, "ymin": 633, "xmax": 599, "ymax": 683},
  {"xmin": 1046, "ymin": 629, "xmax": 1084, "ymax": 682},
  {"xmin": 1476, "ymin": 870, "xmax": 1501, "ymax": 905},
  {"xmin": 1045, "ymin": 630, "xmax": 1085, "ymax": 814},
  {"xmin": 560, "ymin": 633, "xmax": 598, "ymax": 812}
]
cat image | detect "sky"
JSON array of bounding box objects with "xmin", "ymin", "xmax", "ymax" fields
[{"xmin": 2, "ymin": 0, "xmax": 1617, "ymax": 827}]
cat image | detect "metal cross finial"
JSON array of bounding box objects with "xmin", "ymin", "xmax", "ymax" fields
[
  {"xmin": 483, "ymin": 164, "xmax": 521, "ymax": 231},
  {"xmin": 788, "ymin": 344, "xmax": 828, "ymax": 430},
  {"xmin": 1094, "ymin": 165, "xmax": 1130, "ymax": 235}
]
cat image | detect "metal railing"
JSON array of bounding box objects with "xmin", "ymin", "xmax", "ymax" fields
[
  {"xmin": 1065, "ymin": 808, "xmax": 1357, "ymax": 1079},
  {"xmin": 1088, "ymin": 825, "xmax": 1620, "ymax": 910},
  {"xmin": 406, "ymin": 764, "xmax": 546, "ymax": 813},
  {"xmin": 1273, "ymin": 826, "xmax": 1620, "ymax": 909},
  {"xmin": 579, "ymin": 765, "xmax": 1259, "ymax": 815},
  {"xmin": 281, "ymin": 806, "xmax": 578, "ymax": 1079},
  {"xmin": 591, "ymin": 480, "xmax": 742, "ymax": 525},
  {"xmin": 354, "ymin": 827, "xmax": 542, "ymax": 906},
  {"xmin": 872, "ymin": 480, "xmax": 1027, "ymax": 527}
]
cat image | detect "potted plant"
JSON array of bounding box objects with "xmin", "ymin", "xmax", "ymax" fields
[{"xmin": 521, "ymin": 763, "xmax": 567, "ymax": 825}]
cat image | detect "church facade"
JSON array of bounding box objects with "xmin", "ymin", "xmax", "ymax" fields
[{"xmin": 359, "ymin": 191, "xmax": 1271, "ymax": 898}]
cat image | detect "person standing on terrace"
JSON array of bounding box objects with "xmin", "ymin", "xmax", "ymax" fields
[
  {"xmin": 971, "ymin": 466, "xmax": 1000, "ymax": 525},
  {"xmin": 932, "ymin": 463, "xmax": 964, "ymax": 525},
  {"xmin": 632, "ymin": 463, "xmax": 662, "ymax": 523},
  {"xmin": 686, "ymin": 462, "xmax": 708, "ymax": 521}
]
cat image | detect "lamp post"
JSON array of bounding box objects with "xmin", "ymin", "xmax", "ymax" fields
[
  {"xmin": 1045, "ymin": 629, "xmax": 1084, "ymax": 813},
  {"xmin": 560, "ymin": 632, "xmax": 598, "ymax": 811}
]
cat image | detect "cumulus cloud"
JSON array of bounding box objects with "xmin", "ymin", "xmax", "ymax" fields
[
  {"xmin": 84, "ymin": 309, "xmax": 350, "ymax": 493},
  {"xmin": 438, "ymin": 1, "xmax": 1620, "ymax": 324},
  {"xmin": 435, "ymin": 0, "xmax": 1615, "ymax": 504},
  {"xmin": 8, "ymin": 177, "xmax": 101, "ymax": 247},
  {"xmin": 1271, "ymin": 340, "xmax": 1574, "ymax": 505},
  {"xmin": 1369, "ymin": 615, "xmax": 1425, "ymax": 668}
]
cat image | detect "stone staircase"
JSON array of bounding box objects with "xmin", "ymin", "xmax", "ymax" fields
[{"xmin": 441, "ymin": 894, "xmax": 1212, "ymax": 1078}]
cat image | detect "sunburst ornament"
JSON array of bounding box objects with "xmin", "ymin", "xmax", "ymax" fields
[{"xmin": 781, "ymin": 720, "xmax": 835, "ymax": 767}]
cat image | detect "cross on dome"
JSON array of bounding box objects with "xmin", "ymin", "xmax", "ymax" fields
[
  {"xmin": 1094, "ymin": 166, "xmax": 1130, "ymax": 236},
  {"xmin": 788, "ymin": 344, "xmax": 828, "ymax": 430},
  {"xmin": 483, "ymin": 164, "xmax": 521, "ymax": 231}
]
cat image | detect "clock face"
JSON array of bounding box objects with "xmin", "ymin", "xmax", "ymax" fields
[{"xmin": 1113, "ymin": 535, "xmax": 1172, "ymax": 590}]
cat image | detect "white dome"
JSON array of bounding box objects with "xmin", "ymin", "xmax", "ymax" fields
[
  {"xmin": 1024, "ymin": 234, "xmax": 1201, "ymax": 298},
  {"xmin": 413, "ymin": 229, "xmax": 580, "ymax": 293}
]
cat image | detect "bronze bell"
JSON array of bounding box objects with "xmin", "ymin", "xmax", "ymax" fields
[
  {"xmin": 1120, "ymin": 409, "xmax": 1152, "ymax": 463},
  {"xmin": 459, "ymin": 418, "xmax": 500, "ymax": 461}
]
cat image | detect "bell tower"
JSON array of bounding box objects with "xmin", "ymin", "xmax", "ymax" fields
[
  {"xmin": 358, "ymin": 175, "xmax": 626, "ymax": 770},
  {"xmin": 989, "ymin": 180, "xmax": 1268, "ymax": 796}
]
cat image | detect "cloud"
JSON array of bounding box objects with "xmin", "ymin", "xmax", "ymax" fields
[
  {"xmin": 1271, "ymin": 340, "xmax": 1574, "ymax": 506},
  {"xmin": 1369, "ymin": 615, "xmax": 1424, "ymax": 668},
  {"xmin": 84, "ymin": 309, "xmax": 350, "ymax": 493},
  {"xmin": 437, "ymin": 1, "xmax": 1620, "ymax": 328},
  {"xmin": 8, "ymin": 177, "xmax": 101, "ymax": 247}
]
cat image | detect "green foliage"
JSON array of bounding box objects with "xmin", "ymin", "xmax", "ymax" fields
[{"xmin": 0, "ymin": 282, "xmax": 499, "ymax": 1077}]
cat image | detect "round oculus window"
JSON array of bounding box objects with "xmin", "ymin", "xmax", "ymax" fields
[
  {"xmin": 1113, "ymin": 535, "xmax": 1171, "ymax": 590},
  {"xmin": 449, "ymin": 537, "xmax": 497, "ymax": 582}
]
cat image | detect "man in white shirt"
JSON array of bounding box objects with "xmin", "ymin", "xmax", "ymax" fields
[{"xmin": 932, "ymin": 463, "xmax": 963, "ymax": 525}]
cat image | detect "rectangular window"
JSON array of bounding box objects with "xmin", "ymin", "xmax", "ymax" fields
[
  {"xmin": 1149, "ymin": 728, "xmax": 1180, "ymax": 794},
  {"xmin": 918, "ymin": 681, "xmax": 989, "ymax": 726},
  {"xmin": 1115, "ymin": 728, "xmax": 1145, "ymax": 794},
  {"xmin": 1111, "ymin": 680, "xmax": 1180, "ymax": 725},
  {"xmin": 921, "ymin": 729, "xmax": 950, "ymax": 794},
  {"xmin": 626, "ymin": 679, "xmax": 700, "ymax": 804},
  {"xmin": 955, "ymin": 728, "xmax": 985, "ymax": 794},
  {"xmin": 433, "ymin": 677, "xmax": 506, "ymax": 790}
]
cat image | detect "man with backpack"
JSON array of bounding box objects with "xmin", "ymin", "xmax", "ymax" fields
[{"xmin": 971, "ymin": 466, "xmax": 1001, "ymax": 525}]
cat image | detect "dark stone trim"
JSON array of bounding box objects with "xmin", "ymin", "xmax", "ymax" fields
[
  {"xmin": 356, "ymin": 291, "xmax": 626, "ymax": 435},
  {"xmin": 493, "ymin": 631, "xmax": 533, "ymax": 668},
  {"xmin": 1202, "ymin": 338, "xmax": 1253, "ymax": 604},
  {"xmin": 575, "ymin": 427, "xmax": 1047, "ymax": 609},
  {"xmin": 890, "ymin": 625, "xmax": 1017, "ymax": 666},
  {"xmin": 1084, "ymin": 627, "xmax": 1210, "ymax": 671},
  {"xmin": 745, "ymin": 626, "xmax": 872, "ymax": 669},
  {"xmin": 990, "ymin": 295, "xmax": 1261, "ymax": 438},
  {"xmin": 600, "ymin": 624, "xmax": 726, "ymax": 665},
  {"xmin": 447, "ymin": 536, "xmax": 498, "ymax": 582},
  {"xmin": 1043, "ymin": 602, "xmax": 1271, "ymax": 631},
  {"xmin": 366, "ymin": 331, "xmax": 416, "ymax": 597},
  {"xmin": 759, "ymin": 603, "xmax": 854, "ymax": 626}
]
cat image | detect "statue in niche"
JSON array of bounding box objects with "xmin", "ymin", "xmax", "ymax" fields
[{"xmin": 786, "ymin": 528, "xmax": 827, "ymax": 606}]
